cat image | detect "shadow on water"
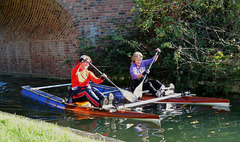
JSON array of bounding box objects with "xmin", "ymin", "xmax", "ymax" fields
[{"xmin": 0, "ymin": 75, "xmax": 240, "ymax": 142}]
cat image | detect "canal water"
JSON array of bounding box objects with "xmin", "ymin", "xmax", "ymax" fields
[{"xmin": 0, "ymin": 75, "xmax": 240, "ymax": 142}]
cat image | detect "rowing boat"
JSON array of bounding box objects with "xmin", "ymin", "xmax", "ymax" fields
[
  {"xmin": 21, "ymin": 85, "xmax": 160, "ymax": 120},
  {"xmin": 21, "ymin": 82, "xmax": 230, "ymax": 120}
]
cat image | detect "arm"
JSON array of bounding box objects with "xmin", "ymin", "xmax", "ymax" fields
[
  {"xmin": 89, "ymin": 71, "xmax": 103, "ymax": 84},
  {"xmin": 145, "ymin": 53, "xmax": 159, "ymax": 65},
  {"xmin": 154, "ymin": 55, "xmax": 159, "ymax": 61},
  {"xmin": 154, "ymin": 48, "xmax": 161, "ymax": 61},
  {"xmin": 144, "ymin": 58, "xmax": 154, "ymax": 65}
]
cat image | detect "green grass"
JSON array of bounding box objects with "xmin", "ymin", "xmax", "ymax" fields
[{"xmin": 0, "ymin": 111, "xmax": 104, "ymax": 142}]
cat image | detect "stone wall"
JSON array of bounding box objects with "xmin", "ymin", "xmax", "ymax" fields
[{"xmin": 0, "ymin": 0, "xmax": 135, "ymax": 78}]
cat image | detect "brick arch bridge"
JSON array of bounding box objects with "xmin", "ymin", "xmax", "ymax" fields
[{"xmin": 0, "ymin": 0, "xmax": 135, "ymax": 78}]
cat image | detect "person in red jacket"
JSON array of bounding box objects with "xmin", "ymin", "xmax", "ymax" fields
[{"xmin": 67, "ymin": 55, "xmax": 112, "ymax": 107}]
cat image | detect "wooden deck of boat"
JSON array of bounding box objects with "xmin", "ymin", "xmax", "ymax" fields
[{"xmin": 141, "ymin": 94, "xmax": 230, "ymax": 107}]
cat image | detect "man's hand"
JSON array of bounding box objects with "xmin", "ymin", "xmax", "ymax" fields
[
  {"xmin": 155, "ymin": 48, "xmax": 161, "ymax": 55},
  {"xmin": 101, "ymin": 73, "xmax": 107, "ymax": 80}
]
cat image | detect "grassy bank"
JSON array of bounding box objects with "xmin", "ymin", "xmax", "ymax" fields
[{"xmin": 0, "ymin": 111, "xmax": 119, "ymax": 142}]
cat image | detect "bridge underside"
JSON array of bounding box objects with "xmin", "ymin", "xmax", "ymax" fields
[
  {"xmin": 0, "ymin": 0, "xmax": 78, "ymax": 77},
  {"xmin": 0, "ymin": 0, "xmax": 77, "ymax": 41}
]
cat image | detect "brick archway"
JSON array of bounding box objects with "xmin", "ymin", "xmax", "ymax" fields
[
  {"xmin": 0, "ymin": 0, "xmax": 77, "ymax": 41},
  {"xmin": 0, "ymin": 0, "xmax": 134, "ymax": 78}
]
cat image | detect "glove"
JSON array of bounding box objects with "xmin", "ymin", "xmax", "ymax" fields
[{"xmin": 142, "ymin": 69, "xmax": 150, "ymax": 75}]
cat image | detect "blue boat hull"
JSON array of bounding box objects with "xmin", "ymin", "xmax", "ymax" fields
[
  {"xmin": 21, "ymin": 83, "xmax": 124, "ymax": 110},
  {"xmin": 21, "ymin": 86, "xmax": 66, "ymax": 110}
]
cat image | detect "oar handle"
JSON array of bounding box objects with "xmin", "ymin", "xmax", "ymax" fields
[
  {"xmin": 142, "ymin": 51, "xmax": 159, "ymax": 79},
  {"xmin": 148, "ymin": 51, "xmax": 159, "ymax": 71},
  {"xmin": 85, "ymin": 60, "xmax": 119, "ymax": 88}
]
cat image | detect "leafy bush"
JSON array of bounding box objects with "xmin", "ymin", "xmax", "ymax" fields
[{"xmin": 129, "ymin": 0, "xmax": 240, "ymax": 96}]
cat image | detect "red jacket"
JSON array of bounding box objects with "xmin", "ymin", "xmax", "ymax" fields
[{"xmin": 71, "ymin": 63, "xmax": 103, "ymax": 87}]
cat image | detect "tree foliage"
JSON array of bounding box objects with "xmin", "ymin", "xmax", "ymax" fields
[
  {"xmin": 77, "ymin": 0, "xmax": 240, "ymax": 95},
  {"xmin": 129, "ymin": 0, "xmax": 240, "ymax": 96}
]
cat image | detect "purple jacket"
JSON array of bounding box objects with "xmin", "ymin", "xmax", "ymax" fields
[{"xmin": 130, "ymin": 58, "xmax": 154, "ymax": 79}]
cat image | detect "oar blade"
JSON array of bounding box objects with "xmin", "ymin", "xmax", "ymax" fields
[
  {"xmin": 118, "ymin": 88, "xmax": 138, "ymax": 103},
  {"xmin": 133, "ymin": 80, "xmax": 143, "ymax": 99}
]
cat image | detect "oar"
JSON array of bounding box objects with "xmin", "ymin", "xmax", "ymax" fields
[
  {"xmin": 103, "ymin": 93, "xmax": 181, "ymax": 110},
  {"xmin": 85, "ymin": 60, "xmax": 138, "ymax": 102},
  {"xmin": 119, "ymin": 93, "xmax": 181, "ymax": 109},
  {"xmin": 133, "ymin": 51, "xmax": 160, "ymax": 99}
]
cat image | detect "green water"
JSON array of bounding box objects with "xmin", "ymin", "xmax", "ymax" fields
[{"xmin": 0, "ymin": 75, "xmax": 239, "ymax": 142}]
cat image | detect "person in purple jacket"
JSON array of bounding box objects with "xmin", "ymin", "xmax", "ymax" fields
[{"xmin": 130, "ymin": 48, "xmax": 165, "ymax": 97}]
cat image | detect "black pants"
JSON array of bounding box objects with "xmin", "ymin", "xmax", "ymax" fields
[
  {"xmin": 67, "ymin": 86, "xmax": 105, "ymax": 107},
  {"xmin": 131, "ymin": 78, "xmax": 162, "ymax": 96}
]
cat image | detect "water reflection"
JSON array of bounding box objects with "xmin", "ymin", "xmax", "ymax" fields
[
  {"xmin": 160, "ymin": 105, "xmax": 240, "ymax": 142},
  {"xmin": 63, "ymin": 103, "xmax": 232, "ymax": 142},
  {"xmin": 65, "ymin": 112, "xmax": 164, "ymax": 141}
]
